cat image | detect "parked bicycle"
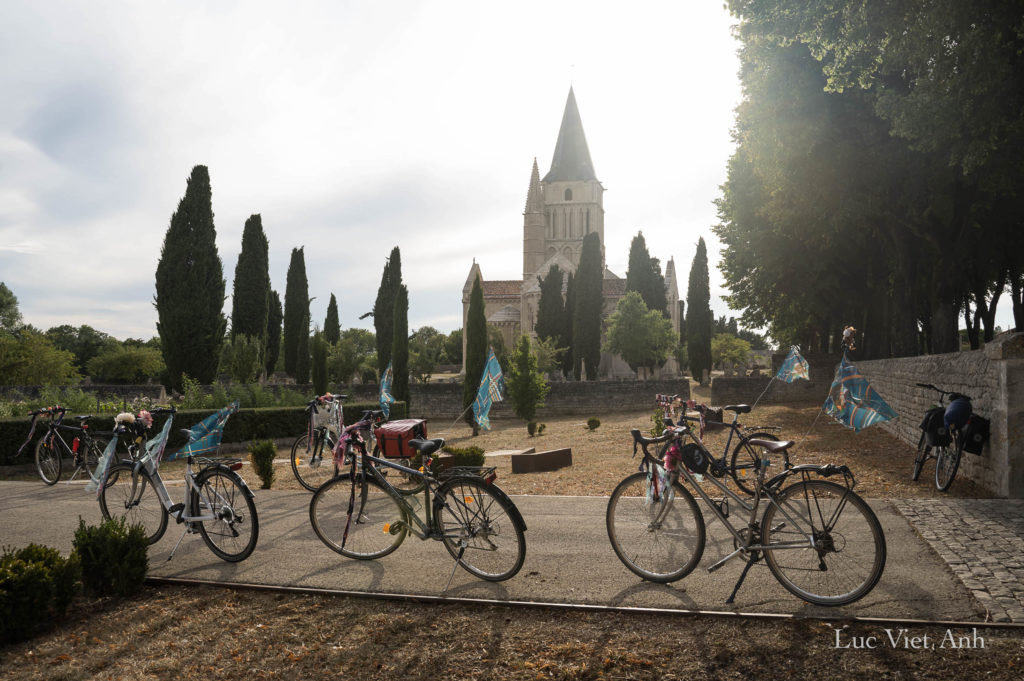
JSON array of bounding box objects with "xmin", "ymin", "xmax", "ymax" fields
[
  {"xmin": 290, "ymin": 394, "xmax": 348, "ymax": 492},
  {"xmin": 19, "ymin": 406, "xmax": 110, "ymax": 485},
  {"xmin": 309, "ymin": 412, "xmax": 526, "ymax": 584},
  {"xmin": 606, "ymin": 420, "xmax": 886, "ymax": 606},
  {"xmin": 97, "ymin": 404, "xmax": 259, "ymax": 562},
  {"xmin": 657, "ymin": 395, "xmax": 782, "ymax": 495},
  {"xmin": 912, "ymin": 383, "xmax": 973, "ymax": 492}
]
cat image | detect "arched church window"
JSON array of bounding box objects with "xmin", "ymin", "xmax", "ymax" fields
[{"xmin": 564, "ymin": 188, "xmax": 573, "ymax": 201}]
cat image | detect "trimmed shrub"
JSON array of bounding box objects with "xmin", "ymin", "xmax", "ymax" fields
[
  {"xmin": 73, "ymin": 517, "xmax": 148, "ymax": 597},
  {"xmin": 587, "ymin": 417, "xmax": 601, "ymax": 431},
  {"xmin": 441, "ymin": 444, "xmax": 486, "ymax": 467},
  {"xmin": 537, "ymin": 423, "xmax": 546, "ymax": 435},
  {"xmin": 527, "ymin": 421, "xmax": 537, "ymax": 436},
  {"xmin": 0, "ymin": 543, "xmax": 81, "ymax": 643},
  {"xmin": 249, "ymin": 439, "xmax": 276, "ymax": 489}
]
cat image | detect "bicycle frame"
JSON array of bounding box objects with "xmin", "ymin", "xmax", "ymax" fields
[{"xmin": 121, "ymin": 453, "xmax": 227, "ymax": 526}]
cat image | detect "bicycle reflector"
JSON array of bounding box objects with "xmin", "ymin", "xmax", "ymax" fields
[{"xmin": 229, "ymin": 461, "xmax": 243, "ymax": 471}]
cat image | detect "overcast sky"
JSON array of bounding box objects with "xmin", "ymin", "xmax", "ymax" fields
[{"xmin": 2, "ymin": 1, "xmax": 750, "ymax": 339}]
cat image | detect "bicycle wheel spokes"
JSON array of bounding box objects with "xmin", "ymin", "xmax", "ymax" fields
[
  {"xmin": 605, "ymin": 472, "xmax": 705, "ymax": 583},
  {"xmin": 98, "ymin": 463, "xmax": 168, "ymax": 544},
  {"xmin": 309, "ymin": 476, "xmax": 407, "ymax": 559},
  {"xmin": 35, "ymin": 436, "xmax": 62, "ymax": 485},
  {"xmin": 762, "ymin": 480, "xmax": 885, "ymax": 606},
  {"xmin": 194, "ymin": 469, "xmax": 259, "ymax": 562},
  {"xmin": 435, "ymin": 478, "xmax": 525, "ymax": 581},
  {"xmin": 934, "ymin": 438, "xmax": 961, "ymax": 492},
  {"xmin": 291, "ymin": 431, "xmax": 339, "ymax": 492}
]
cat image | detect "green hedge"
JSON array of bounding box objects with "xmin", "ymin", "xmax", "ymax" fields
[{"xmin": 0, "ymin": 401, "xmax": 407, "ymax": 464}]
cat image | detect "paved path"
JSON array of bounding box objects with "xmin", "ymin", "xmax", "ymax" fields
[{"xmin": 892, "ymin": 499, "xmax": 1024, "ymax": 623}]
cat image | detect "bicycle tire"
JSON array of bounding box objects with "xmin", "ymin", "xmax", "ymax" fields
[
  {"xmin": 192, "ymin": 467, "xmax": 259, "ymax": 562},
  {"xmin": 761, "ymin": 479, "xmax": 886, "ymax": 606},
  {"xmin": 934, "ymin": 431, "xmax": 962, "ymax": 492},
  {"xmin": 99, "ymin": 463, "xmax": 169, "ymax": 544},
  {"xmin": 34, "ymin": 435, "xmax": 62, "ymax": 485},
  {"xmin": 309, "ymin": 474, "xmax": 408, "ymax": 559},
  {"xmin": 911, "ymin": 433, "xmax": 928, "ymax": 482},
  {"xmin": 606, "ymin": 471, "xmax": 706, "ymax": 583},
  {"xmin": 84, "ymin": 437, "xmax": 107, "ymax": 479},
  {"xmin": 291, "ymin": 430, "xmax": 339, "ymax": 492},
  {"xmin": 434, "ymin": 477, "xmax": 526, "ymax": 581},
  {"xmin": 730, "ymin": 431, "xmax": 781, "ymax": 495}
]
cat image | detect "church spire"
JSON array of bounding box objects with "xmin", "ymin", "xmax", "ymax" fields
[
  {"xmin": 525, "ymin": 158, "xmax": 543, "ymax": 213},
  {"xmin": 543, "ymin": 87, "xmax": 597, "ymax": 183}
]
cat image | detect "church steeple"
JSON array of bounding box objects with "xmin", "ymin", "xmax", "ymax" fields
[
  {"xmin": 525, "ymin": 158, "xmax": 544, "ymax": 213},
  {"xmin": 543, "ymin": 87, "xmax": 597, "ymax": 183}
]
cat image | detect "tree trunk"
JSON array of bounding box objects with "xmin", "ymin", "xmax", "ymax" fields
[{"xmin": 930, "ymin": 300, "xmax": 960, "ymax": 354}]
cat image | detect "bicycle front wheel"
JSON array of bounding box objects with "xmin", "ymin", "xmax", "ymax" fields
[
  {"xmin": 934, "ymin": 433, "xmax": 962, "ymax": 492},
  {"xmin": 434, "ymin": 477, "xmax": 526, "ymax": 581},
  {"xmin": 762, "ymin": 480, "xmax": 886, "ymax": 606},
  {"xmin": 606, "ymin": 471, "xmax": 706, "ymax": 583},
  {"xmin": 309, "ymin": 475, "xmax": 408, "ymax": 559},
  {"xmin": 99, "ymin": 463, "xmax": 169, "ymax": 544},
  {"xmin": 35, "ymin": 436, "xmax": 62, "ymax": 485},
  {"xmin": 192, "ymin": 468, "xmax": 259, "ymax": 562},
  {"xmin": 291, "ymin": 430, "xmax": 340, "ymax": 492},
  {"xmin": 911, "ymin": 433, "xmax": 928, "ymax": 481},
  {"xmin": 730, "ymin": 432, "xmax": 780, "ymax": 495},
  {"xmin": 84, "ymin": 437, "xmax": 107, "ymax": 478}
]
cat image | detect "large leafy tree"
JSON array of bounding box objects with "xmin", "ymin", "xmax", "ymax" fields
[
  {"xmin": 0, "ymin": 329, "xmax": 80, "ymax": 385},
  {"xmin": 625, "ymin": 232, "xmax": 667, "ymax": 316},
  {"xmin": 462, "ymin": 275, "xmax": 487, "ymax": 430},
  {"xmin": 409, "ymin": 326, "xmax": 445, "ymax": 384},
  {"xmin": 282, "ymin": 247, "xmax": 309, "ymax": 377},
  {"xmin": 87, "ymin": 345, "xmax": 165, "ymax": 384},
  {"xmin": 230, "ymin": 214, "xmax": 270, "ymax": 343},
  {"xmin": 0, "ymin": 282, "xmax": 21, "ymax": 331},
  {"xmin": 154, "ymin": 165, "xmax": 226, "ymax": 390},
  {"xmin": 328, "ymin": 328, "xmax": 376, "ymax": 386},
  {"xmin": 573, "ymin": 232, "xmax": 603, "ymax": 380},
  {"xmin": 392, "ymin": 284, "xmax": 410, "ymax": 408},
  {"xmin": 604, "ymin": 291, "xmax": 676, "ymax": 379},
  {"xmin": 324, "ymin": 294, "xmax": 341, "ymax": 345},
  {"xmin": 265, "ymin": 290, "xmax": 283, "ymax": 375},
  {"xmin": 373, "ymin": 247, "xmax": 402, "ymax": 375},
  {"xmin": 506, "ymin": 335, "xmax": 550, "ymax": 429},
  {"xmin": 44, "ymin": 325, "xmax": 117, "ymax": 374},
  {"xmin": 686, "ymin": 238, "xmax": 712, "ymax": 383}
]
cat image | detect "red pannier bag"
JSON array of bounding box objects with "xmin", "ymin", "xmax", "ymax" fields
[{"xmin": 373, "ymin": 419, "xmax": 427, "ymax": 458}]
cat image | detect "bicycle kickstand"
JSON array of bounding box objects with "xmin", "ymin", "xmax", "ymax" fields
[
  {"xmin": 725, "ymin": 552, "xmax": 761, "ymax": 605},
  {"xmin": 443, "ymin": 544, "xmax": 467, "ymax": 592},
  {"xmin": 167, "ymin": 524, "xmax": 191, "ymax": 562}
]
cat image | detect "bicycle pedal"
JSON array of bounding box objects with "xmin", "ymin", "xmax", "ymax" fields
[{"xmin": 168, "ymin": 503, "xmax": 185, "ymax": 522}]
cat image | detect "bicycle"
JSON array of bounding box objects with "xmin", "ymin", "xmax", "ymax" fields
[
  {"xmin": 657, "ymin": 395, "xmax": 782, "ymax": 495},
  {"xmin": 19, "ymin": 406, "xmax": 111, "ymax": 485},
  {"xmin": 912, "ymin": 383, "xmax": 972, "ymax": 492},
  {"xmin": 606, "ymin": 423, "xmax": 886, "ymax": 606},
  {"xmin": 97, "ymin": 405, "xmax": 259, "ymax": 562},
  {"xmin": 290, "ymin": 394, "xmax": 348, "ymax": 492},
  {"xmin": 308, "ymin": 412, "xmax": 527, "ymax": 584}
]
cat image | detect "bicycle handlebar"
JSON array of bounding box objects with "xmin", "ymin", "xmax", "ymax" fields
[
  {"xmin": 916, "ymin": 383, "xmax": 971, "ymax": 401},
  {"xmin": 27, "ymin": 406, "xmax": 67, "ymax": 417}
]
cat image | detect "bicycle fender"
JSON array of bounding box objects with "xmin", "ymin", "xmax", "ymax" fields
[{"xmin": 439, "ymin": 476, "xmax": 527, "ymax": 532}]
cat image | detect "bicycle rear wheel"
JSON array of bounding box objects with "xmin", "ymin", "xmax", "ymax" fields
[
  {"xmin": 911, "ymin": 433, "xmax": 928, "ymax": 481},
  {"xmin": 606, "ymin": 471, "xmax": 706, "ymax": 583},
  {"xmin": 434, "ymin": 477, "xmax": 526, "ymax": 581},
  {"xmin": 84, "ymin": 437, "xmax": 107, "ymax": 479},
  {"xmin": 730, "ymin": 431, "xmax": 780, "ymax": 495},
  {"xmin": 99, "ymin": 463, "xmax": 169, "ymax": 544},
  {"xmin": 35, "ymin": 436, "xmax": 62, "ymax": 485},
  {"xmin": 291, "ymin": 430, "xmax": 339, "ymax": 492},
  {"xmin": 761, "ymin": 480, "xmax": 886, "ymax": 606},
  {"xmin": 192, "ymin": 468, "xmax": 259, "ymax": 562},
  {"xmin": 934, "ymin": 433, "xmax": 962, "ymax": 492},
  {"xmin": 309, "ymin": 475, "xmax": 408, "ymax": 559}
]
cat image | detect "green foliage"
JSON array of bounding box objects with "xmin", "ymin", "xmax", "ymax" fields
[
  {"xmin": 231, "ymin": 214, "xmax": 270, "ymax": 342},
  {"xmin": 0, "ymin": 282, "xmax": 21, "ymax": 331},
  {"xmin": 537, "ymin": 423, "xmax": 546, "ymax": 435},
  {"xmin": 409, "ymin": 326, "xmax": 444, "ymax": 384},
  {"xmin": 443, "ymin": 328, "xmax": 463, "ymax": 366},
  {"xmin": 0, "ymin": 543, "xmax": 81, "ymax": 643},
  {"xmin": 154, "ymin": 165, "xmax": 226, "ymax": 390},
  {"xmin": 561, "ymin": 272, "xmax": 576, "ymax": 376},
  {"xmin": 219, "ymin": 334, "xmax": 264, "ymax": 384},
  {"xmin": 532, "ymin": 336, "xmax": 566, "ymax": 376},
  {"xmin": 462, "ymin": 276, "xmax": 487, "ymax": 428},
  {"xmin": 328, "ymin": 328, "xmax": 376, "ymax": 386},
  {"xmin": 373, "ymin": 247, "xmax": 403, "ymax": 375},
  {"xmin": 527, "ymin": 421, "xmax": 537, "ymax": 436},
  {"xmin": 392, "ymin": 285, "xmax": 410, "ymax": 407},
  {"xmin": 535, "ymin": 264, "xmax": 566, "ymax": 343},
  {"xmin": 711, "ymin": 333, "xmax": 752, "ymax": 367},
  {"xmin": 248, "ymin": 439, "xmax": 276, "ymax": 489},
  {"xmin": 265, "ymin": 290, "xmax": 283, "ymax": 375},
  {"xmin": 604, "ymin": 291, "xmax": 676, "ymax": 378},
  {"xmin": 440, "ymin": 443, "xmax": 486, "ymax": 467},
  {"xmin": 87, "ymin": 345, "xmax": 165, "ymax": 383},
  {"xmin": 625, "ymin": 232, "xmax": 668, "ymax": 315},
  {"xmin": 686, "ymin": 238, "xmax": 712, "ymax": 383},
  {"xmin": 283, "ymin": 247, "xmax": 309, "ymax": 377},
  {"xmin": 45, "ymin": 324, "xmax": 117, "ymax": 373},
  {"xmin": 586, "ymin": 417, "xmax": 601, "ymax": 431},
  {"xmin": 0, "ymin": 329, "xmax": 81, "ymax": 385},
  {"xmin": 324, "ymin": 294, "xmax": 341, "ymax": 345},
  {"xmin": 295, "ymin": 313, "xmax": 311, "ymax": 385},
  {"xmin": 650, "ymin": 409, "xmax": 666, "ymax": 437},
  {"xmin": 73, "ymin": 516, "xmax": 148, "ymax": 597},
  {"xmin": 311, "ymin": 329, "xmax": 328, "ymax": 395},
  {"xmin": 505, "ymin": 335, "xmax": 550, "ymax": 427},
  {"xmin": 573, "ymin": 232, "xmax": 603, "ymax": 380}
]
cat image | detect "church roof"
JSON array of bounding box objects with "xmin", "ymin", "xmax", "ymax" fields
[
  {"xmin": 481, "ymin": 280, "xmax": 522, "ymax": 298},
  {"xmin": 602, "ymin": 279, "xmax": 628, "ymax": 297},
  {"xmin": 542, "ymin": 87, "xmax": 598, "ymax": 183}
]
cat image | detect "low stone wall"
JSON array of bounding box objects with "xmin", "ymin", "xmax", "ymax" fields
[{"xmin": 711, "ymin": 375, "xmax": 834, "ymax": 406}]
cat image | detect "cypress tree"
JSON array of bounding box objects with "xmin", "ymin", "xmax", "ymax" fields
[
  {"xmin": 392, "ymin": 284, "xmax": 410, "ymax": 409},
  {"xmin": 230, "ymin": 214, "xmax": 270, "ymax": 341},
  {"xmin": 686, "ymin": 237, "xmax": 713, "ymax": 383},
  {"xmin": 573, "ymin": 232, "xmax": 603, "ymax": 380},
  {"xmin": 265, "ymin": 289, "xmax": 282, "ymax": 375},
  {"xmin": 283, "ymin": 247, "xmax": 309, "ymax": 377},
  {"xmin": 311, "ymin": 328, "xmax": 328, "ymax": 394},
  {"xmin": 462, "ymin": 275, "xmax": 487, "ymax": 429},
  {"xmin": 373, "ymin": 247, "xmax": 402, "ymax": 375},
  {"xmin": 560, "ymin": 271, "xmax": 575, "ymax": 377},
  {"xmin": 324, "ymin": 294, "xmax": 340, "ymax": 345},
  {"xmin": 535, "ymin": 265, "xmax": 564, "ymax": 343},
  {"xmin": 154, "ymin": 165, "xmax": 226, "ymax": 390},
  {"xmin": 625, "ymin": 231, "xmax": 667, "ymax": 316},
  {"xmin": 295, "ymin": 310, "xmax": 311, "ymax": 384}
]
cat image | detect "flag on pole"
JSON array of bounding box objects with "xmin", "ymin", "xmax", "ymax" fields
[
  {"xmin": 472, "ymin": 348, "xmax": 505, "ymax": 431},
  {"xmin": 776, "ymin": 346, "xmax": 810, "ymax": 383},
  {"xmin": 379, "ymin": 361, "xmax": 395, "ymax": 418},
  {"xmin": 823, "ymin": 356, "xmax": 898, "ymax": 432}
]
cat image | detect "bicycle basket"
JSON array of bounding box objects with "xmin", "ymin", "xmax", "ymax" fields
[
  {"xmin": 962, "ymin": 414, "xmax": 990, "ymax": 455},
  {"xmin": 919, "ymin": 406, "xmax": 951, "ymax": 447}
]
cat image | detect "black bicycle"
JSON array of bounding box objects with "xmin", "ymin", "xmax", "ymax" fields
[
  {"xmin": 19, "ymin": 406, "xmax": 111, "ymax": 485},
  {"xmin": 912, "ymin": 383, "xmax": 972, "ymax": 492}
]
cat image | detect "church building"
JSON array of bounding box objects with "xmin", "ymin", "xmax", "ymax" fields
[{"xmin": 462, "ymin": 88, "xmax": 680, "ymax": 379}]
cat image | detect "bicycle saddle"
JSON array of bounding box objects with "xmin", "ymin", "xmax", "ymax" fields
[
  {"xmin": 746, "ymin": 439, "xmax": 793, "ymax": 453},
  {"xmin": 724, "ymin": 404, "xmax": 752, "ymax": 414},
  {"xmin": 407, "ymin": 438, "xmax": 444, "ymax": 456}
]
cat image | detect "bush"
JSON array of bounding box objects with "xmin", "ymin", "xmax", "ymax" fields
[
  {"xmin": 249, "ymin": 439, "xmax": 277, "ymax": 489},
  {"xmin": 537, "ymin": 423, "xmax": 546, "ymax": 435},
  {"xmin": 587, "ymin": 417, "xmax": 601, "ymax": 431},
  {"xmin": 73, "ymin": 517, "xmax": 148, "ymax": 597},
  {"xmin": 527, "ymin": 421, "xmax": 537, "ymax": 436},
  {"xmin": 650, "ymin": 409, "xmax": 666, "ymax": 437},
  {"xmin": 441, "ymin": 444, "xmax": 486, "ymax": 467},
  {"xmin": 0, "ymin": 543, "xmax": 81, "ymax": 643}
]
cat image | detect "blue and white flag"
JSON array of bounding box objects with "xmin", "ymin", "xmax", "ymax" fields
[
  {"xmin": 472, "ymin": 348, "xmax": 505, "ymax": 431},
  {"xmin": 379, "ymin": 361, "xmax": 395, "ymax": 419},
  {"xmin": 776, "ymin": 346, "xmax": 810, "ymax": 383},
  {"xmin": 823, "ymin": 356, "xmax": 898, "ymax": 432},
  {"xmin": 167, "ymin": 401, "xmax": 239, "ymax": 461}
]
